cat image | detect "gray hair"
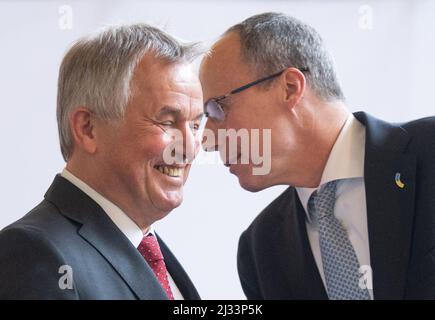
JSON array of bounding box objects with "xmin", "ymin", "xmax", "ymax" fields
[
  {"xmin": 57, "ymin": 23, "xmax": 201, "ymax": 161},
  {"xmin": 225, "ymin": 12, "xmax": 344, "ymax": 101}
]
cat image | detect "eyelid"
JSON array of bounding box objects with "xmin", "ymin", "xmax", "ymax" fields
[{"xmin": 151, "ymin": 119, "xmax": 174, "ymax": 128}]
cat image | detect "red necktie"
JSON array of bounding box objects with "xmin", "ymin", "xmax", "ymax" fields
[{"xmin": 137, "ymin": 234, "xmax": 174, "ymax": 300}]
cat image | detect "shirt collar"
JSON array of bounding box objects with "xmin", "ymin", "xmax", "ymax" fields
[
  {"xmin": 61, "ymin": 168, "xmax": 152, "ymax": 247},
  {"xmin": 295, "ymin": 113, "xmax": 366, "ymax": 221}
]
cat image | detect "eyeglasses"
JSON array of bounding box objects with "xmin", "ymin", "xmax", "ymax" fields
[{"xmin": 204, "ymin": 67, "xmax": 309, "ymax": 122}]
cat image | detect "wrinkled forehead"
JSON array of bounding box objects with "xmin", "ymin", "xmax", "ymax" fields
[
  {"xmin": 130, "ymin": 56, "xmax": 203, "ymax": 114},
  {"xmin": 133, "ymin": 56, "xmax": 200, "ymax": 92},
  {"xmin": 200, "ymin": 33, "xmax": 253, "ymax": 99}
]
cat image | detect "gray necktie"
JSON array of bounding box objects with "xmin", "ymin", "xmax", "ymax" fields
[{"xmin": 308, "ymin": 180, "xmax": 370, "ymax": 300}]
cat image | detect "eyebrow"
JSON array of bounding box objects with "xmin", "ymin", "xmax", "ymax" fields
[
  {"xmin": 193, "ymin": 112, "xmax": 205, "ymax": 120},
  {"xmin": 157, "ymin": 105, "xmax": 205, "ymax": 121},
  {"xmin": 157, "ymin": 105, "xmax": 181, "ymax": 118}
]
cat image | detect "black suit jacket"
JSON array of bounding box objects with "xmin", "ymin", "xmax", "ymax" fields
[
  {"xmin": 237, "ymin": 112, "xmax": 435, "ymax": 299},
  {"xmin": 0, "ymin": 175, "xmax": 200, "ymax": 300}
]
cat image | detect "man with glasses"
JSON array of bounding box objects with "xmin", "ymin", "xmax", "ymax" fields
[{"xmin": 200, "ymin": 12, "xmax": 435, "ymax": 299}]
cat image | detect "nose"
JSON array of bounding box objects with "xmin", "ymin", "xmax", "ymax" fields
[
  {"xmin": 182, "ymin": 123, "xmax": 199, "ymax": 164},
  {"xmin": 201, "ymin": 117, "xmax": 222, "ymax": 152}
]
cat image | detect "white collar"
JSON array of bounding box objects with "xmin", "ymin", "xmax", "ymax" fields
[
  {"xmin": 61, "ymin": 168, "xmax": 152, "ymax": 247},
  {"xmin": 295, "ymin": 113, "xmax": 366, "ymax": 220}
]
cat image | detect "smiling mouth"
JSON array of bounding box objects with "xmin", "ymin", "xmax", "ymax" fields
[{"xmin": 154, "ymin": 165, "xmax": 184, "ymax": 177}]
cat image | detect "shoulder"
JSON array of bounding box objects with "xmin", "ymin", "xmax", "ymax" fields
[
  {"xmin": 400, "ymin": 116, "xmax": 435, "ymax": 133},
  {"xmin": 0, "ymin": 220, "xmax": 77, "ymax": 299},
  {"xmin": 2, "ymin": 199, "xmax": 79, "ymax": 244},
  {"xmin": 399, "ymin": 116, "xmax": 435, "ymax": 158},
  {"xmin": 0, "ymin": 199, "xmax": 80, "ymax": 299},
  {"xmin": 0, "ymin": 199, "xmax": 70, "ymax": 266},
  {"xmin": 399, "ymin": 116, "xmax": 435, "ymax": 144},
  {"xmin": 356, "ymin": 112, "xmax": 435, "ymax": 159}
]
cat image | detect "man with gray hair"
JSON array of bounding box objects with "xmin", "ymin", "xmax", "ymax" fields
[
  {"xmin": 0, "ymin": 24, "xmax": 204, "ymax": 299},
  {"xmin": 200, "ymin": 12, "xmax": 435, "ymax": 299}
]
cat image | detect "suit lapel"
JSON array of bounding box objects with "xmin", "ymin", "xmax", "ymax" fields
[
  {"xmin": 45, "ymin": 175, "xmax": 168, "ymax": 300},
  {"xmin": 355, "ymin": 112, "xmax": 416, "ymax": 299},
  {"xmin": 157, "ymin": 235, "xmax": 201, "ymax": 300},
  {"xmin": 275, "ymin": 188, "xmax": 328, "ymax": 299}
]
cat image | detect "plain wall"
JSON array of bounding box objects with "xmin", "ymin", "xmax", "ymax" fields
[{"xmin": 0, "ymin": 0, "xmax": 434, "ymax": 299}]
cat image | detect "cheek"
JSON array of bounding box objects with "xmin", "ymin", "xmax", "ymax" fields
[
  {"xmin": 183, "ymin": 165, "xmax": 192, "ymax": 181},
  {"xmin": 193, "ymin": 136, "xmax": 202, "ymax": 156},
  {"xmin": 229, "ymin": 107, "xmax": 267, "ymax": 130},
  {"xmin": 226, "ymin": 116, "xmax": 251, "ymax": 131},
  {"xmin": 161, "ymin": 129, "xmax": 176, "ymax": 144},
  {"xmin": 107, "ymin": 134, "xmax": 170, "ymax": 172},
  {"xmin": 142, "ymin": 133, "xmax": 173, "ymax": 161}
]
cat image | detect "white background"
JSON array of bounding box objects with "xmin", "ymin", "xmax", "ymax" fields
[{"xmin": 0, "ymin": 0, "xmax": 434, "ymax": 299}]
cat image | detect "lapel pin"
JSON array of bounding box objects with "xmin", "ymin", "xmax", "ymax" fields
[{"xmin": 395, "ymin": 172, "xmax": 405, "ymax": 189}]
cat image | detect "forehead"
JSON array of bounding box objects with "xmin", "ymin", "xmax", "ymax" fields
[
  {"xmin": 200, "ymin": 32, "xmax": 254, "ymax": 99},
  {"xmin": 131, "ymin": 55, "xmax": 202, "ymax": 107}
]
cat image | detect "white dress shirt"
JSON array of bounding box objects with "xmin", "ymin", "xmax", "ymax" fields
[
  {"xmin": 295, "ymin": 114, "xmax": 373, "ymax": 299},
  {"xmin": 61, "ymin": 168, "xmax": 184, "ymax": 300}
]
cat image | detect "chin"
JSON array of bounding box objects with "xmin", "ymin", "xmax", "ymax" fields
[
  {"xmin": 154, "ymin": 190, "xmax": 184, "ymax": 213},
  {"xmin": 237, "ymin": 176, "xmax": 269, "ymax": 193}
]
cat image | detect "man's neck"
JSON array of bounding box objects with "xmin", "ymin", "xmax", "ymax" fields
[
  {"xmin": 299, "ymin": 100, "xmax": 349, "ymax": 188},
  {"xmin": 64, "ymin": 161, "xmax": 153, "ymax": 234}
]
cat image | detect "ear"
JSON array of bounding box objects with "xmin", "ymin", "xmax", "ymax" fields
[
  {"xmin": 69, "ymin": 107, "xmax": 97, "ymax": 155},
  {"xmin": 281, "ymin": 67, "xmax": 306, "ymax": 110}
]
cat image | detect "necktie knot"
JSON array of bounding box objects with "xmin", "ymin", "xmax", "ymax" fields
[
  {"xmin": 138, "ymin": 234, "xmax": 164, "ymax": 262},
  {"xmin": 308, "ymin": 180, "xmax": 338, "ymax": 221},
  {"xmin": 137, "ymin": 234, "xmax": 174, "ymax": 300}
]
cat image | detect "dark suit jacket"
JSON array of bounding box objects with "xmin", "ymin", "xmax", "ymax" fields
[
  {"xmin": 0, "ymin": 175, "xmax": 200, "ymax": 300},
  {"xmin": 238, "ymin": 112, "xmax": 435, "ymax": 299}
]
